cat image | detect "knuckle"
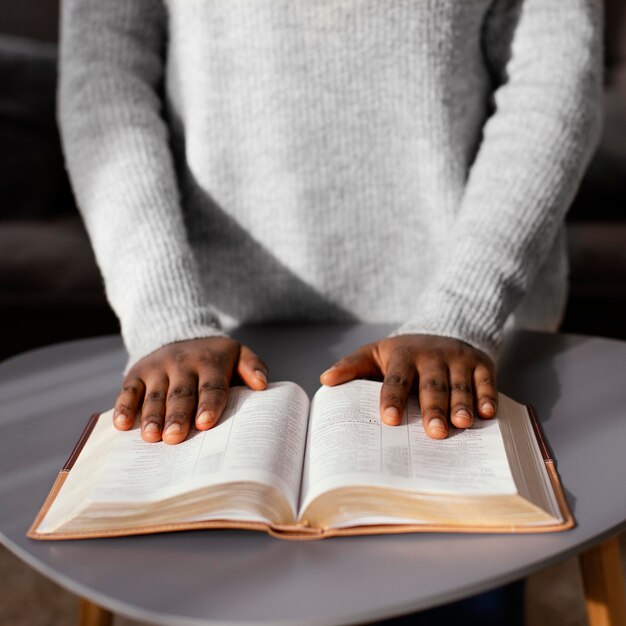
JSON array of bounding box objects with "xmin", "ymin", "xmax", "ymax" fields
[
  {"xmin": 198, "ymin": 397, "xmax": 226, "ymax": 412},
  {"xmin": 141, "ymin": 414, "xmax": 161, "ymax": 426},
  {"xmin": 446, "ymin": 346, "xmax": 466, "ymax": 361},
  {"xmin": 384, "ymin": 374, "xmax": 410, "ymax": 389},
  {"xmin": 393, "ymin": 345, "xmax": 415, "ymax": 361},
  {"xmin": 479, "ymin": 371, "xmax": 494, "ymax": 382},
  {"xmin": 199, "ymin": 381, "xmax": 228, "ymax": 395},
  {"xmin": 420, "ymin": 378, "xmax": 448, "ymax": 394},
  {"xmin": 165, "ymin": 411, "xmax": 188, "ymax": 424},
  {"xmin": 420, "ymin": 353, "xmax": 445, "ymax": 367},
  {"xmin": 168, "ymin": 385, "xmax": 196, "ymax": 401},
  {"xmin": 198, "ymin": 350, "xmax": 213, "ymax": 364},
  {"xmin": 450, "ymin": 368, "xmax": 469, "ymax": 380},
  {"xmin": 146, "ymin": 390, "xmax": 167, "ymax": 403},
  {"xmin": 450, "ymin": 382, "xmax": 472, "ymax": 394},
  {"xmin": 199, "ymin": 350, "xmax": 230, "ymax": 369},
  {"xmin": 115, "ymin": 401, "xmax": 133, "ymax": 413},
  {"xmin": 479, "ymin": 393, "xmax": 498, "ymax": 404},
  {"xmin": 173, "ymin": 350, "xmax": 188, "ymax": 364},
  {"xmin": 458, "ymin": 345, "xmax": 471, "ymax": 359},
  {"xmin": 121, "ymin": 382, "xmax": 141, "ymax": 396},
  {"xmin": 381, "ymin": 393, "xmax": 403, "ymax": 407},
  {"xmin": 477, "ymin": 376, "xmax": 495, "ymax": 387}
]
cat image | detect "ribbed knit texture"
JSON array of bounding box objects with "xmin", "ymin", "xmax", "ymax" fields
[{"xmin": 59, "ymin": 0, "xmax": 602, "ymax": 368}]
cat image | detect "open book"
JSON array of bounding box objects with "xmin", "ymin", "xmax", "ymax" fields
[{"xmin": 28, "ymin": 380, "xmax": 573, "ymax": 540}]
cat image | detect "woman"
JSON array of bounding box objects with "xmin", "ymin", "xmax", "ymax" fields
[{"xmin": 59, "ymin": 0, "xmax": 599, "ymax": 485}]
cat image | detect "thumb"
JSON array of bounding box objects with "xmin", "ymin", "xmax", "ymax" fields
[
  {"xmin": 320, "ymin": 345, "xmax": 379, "ymax": 386},
  {"xmin": 237, "ymin": 345, "xmax": 269, "ymax": 391}
]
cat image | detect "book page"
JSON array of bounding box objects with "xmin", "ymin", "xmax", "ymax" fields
[
  {"xmin": 35, "ymin": 409, "xmax": 118, "ymax": 533},
  {"xmin": 89, "ymin": 382, "xmax": 310, "ymax": 517},
  {"xmin": 299, "ymin": 380, "xmax": 517, "ymax": 516}
]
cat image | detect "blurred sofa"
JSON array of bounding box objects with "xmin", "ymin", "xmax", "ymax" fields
[
  {"xmin": 0, "ymin": 32, "xmax": 118, "ymax": 359},
  {"xmin": 0, "ymin": 2, "xmax": 625, "ymax": 361}
]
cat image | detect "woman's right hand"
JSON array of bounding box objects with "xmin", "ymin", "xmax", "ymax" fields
[{"xmin": 112, "ymin": 337, "xmax": 268, "ymax": 444}]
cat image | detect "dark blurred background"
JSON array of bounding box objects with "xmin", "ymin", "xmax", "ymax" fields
[{"xmin": 0, "ymin": 0, "xmax": 625, "ymax": 362}]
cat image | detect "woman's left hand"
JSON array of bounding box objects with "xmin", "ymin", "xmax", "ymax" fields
[{"xmin": 320, "ymin": 334, "xmax": 498, "ymax": 439}]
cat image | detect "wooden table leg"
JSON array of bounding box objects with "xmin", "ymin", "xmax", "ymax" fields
[
  {"xmin": 579, "ymin": 535, "xmax": 626, "ymax": 626},
  {"xmin": 78, "ymin": 597, "xmax": 113, "ymax": 626}
]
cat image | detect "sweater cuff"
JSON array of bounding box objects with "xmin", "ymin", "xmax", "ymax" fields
[{"xmin": 389, "ymin": 294, "xmax": 502, "ymax": 363}]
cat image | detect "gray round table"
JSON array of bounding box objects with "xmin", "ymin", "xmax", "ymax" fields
[{"xmin": 0, "ymin": 324, "xmax": 625, "ymax": 626}]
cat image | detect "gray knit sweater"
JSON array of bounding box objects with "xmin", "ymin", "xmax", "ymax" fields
[{"xmin": 59, "ymin": 0, "xmax": 602, "ymax": 368}]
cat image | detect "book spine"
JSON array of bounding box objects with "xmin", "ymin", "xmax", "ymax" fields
[{"xmin": 62, "ymin": 413, "xmax": 101, "ymax": 471}]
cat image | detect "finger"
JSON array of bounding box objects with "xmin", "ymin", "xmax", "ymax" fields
[
  {"xmin": 113, "ymin": 377, "xmax": 145, "ymax": 430},
  {"xmin": 140, "ymin": 374, "xmax": 169, "ymax": 443},
  {"xmin": 448, "ymin": 365, "xmax": 474, "ymax": 429},
  {"xmin": 196, "ymin": 372, "xmax": 230, "ymax": 431},
  {"xmin": 379, "ymin": 354, "xmax": 415, "ymax": 426},
  {"xmin": 162, "ymin": 372, "xmax": 198, "ymax": 444},
  {"xmin": 320, "ymin": 345, "xmax": 379, "ymax": 386},
  {"xmin": 474, "ymin": 363, "xmax": 498, "ymax": 419},
  {"xmin": 237, "ymin": 345, "xmax": 269, "ymax": 390},
  {"xmin": 418, "ymin": 362, "xmax": 450, "ymax": 439}
]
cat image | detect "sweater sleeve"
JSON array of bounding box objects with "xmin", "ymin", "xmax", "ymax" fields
[
  {"xmin": 391, "ymin": 0, "xmax": 603, "ymax": 359},
  {"xmin": 59, "ymin": 0, "xmax": 225, "ymax": 370}
]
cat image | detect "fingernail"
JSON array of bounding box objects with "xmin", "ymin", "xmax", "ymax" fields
[
  {"xmin": 321, "ymin": 368, "xmax": 334, "ymax": 379},
  {"xmin": 143, "ymin": 422, "xmax": 160, "ymax": 433},
  {"xmin": 114, "ymin": 413, "xmax": 128, "ymax": 426},
  {"xmin": 255, "ymin": 370, "xmax": 267, "ymax": 385},
  {"xmin": 428, "ymin": 417, "xmax": 446, "ymax": 433},
  {"xmin": 164, "ymin": 423, "xmax": 182, "ymax": 436},
  {"xmin": 481, "ymin": 402, "xmax": 495, "ymax": 415},
  {"xmin": 383, "ymin": 407, "xmax": 401, "ymax": 424},
  {"xmin": 455, "ymin": 409, "xmax": 471, "ymax": 421},
  {"xmin": 196, "ymin": 411, "xmax": 213, "ymax": 426}
]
